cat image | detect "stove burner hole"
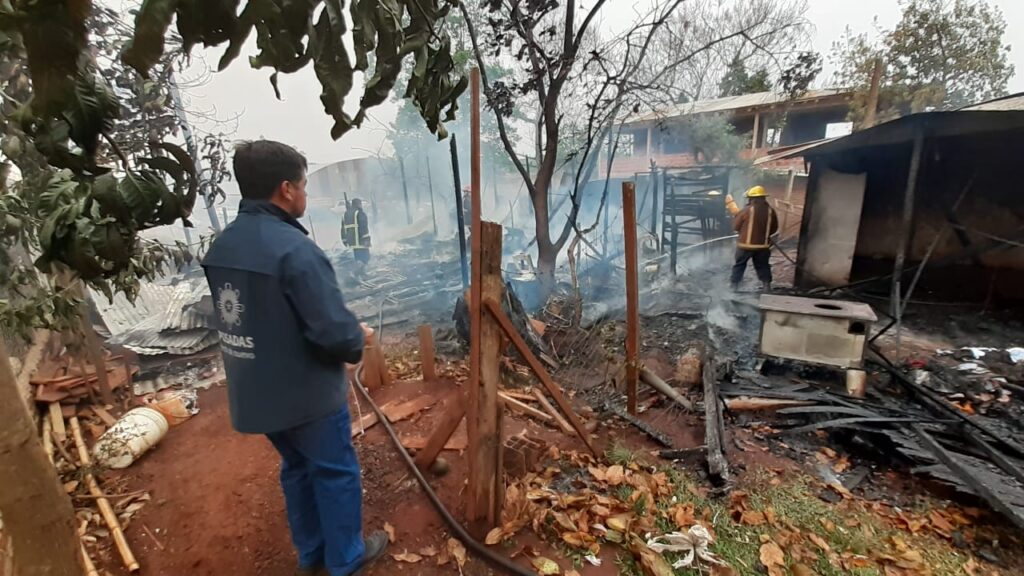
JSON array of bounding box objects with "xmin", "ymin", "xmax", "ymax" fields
[{"xmin": 814, "ymin": 303, "xmax": 843, "ymax": 311}]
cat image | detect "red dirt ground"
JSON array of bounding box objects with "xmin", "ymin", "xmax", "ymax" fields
[{"xmin": 94, "ymin": 365, "xmax": 625, "ymax": 576}]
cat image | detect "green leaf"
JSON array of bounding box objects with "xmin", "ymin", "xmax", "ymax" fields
[{"xmin": 122, "ymin": 0, "xmax": 181, "ymax": 76}]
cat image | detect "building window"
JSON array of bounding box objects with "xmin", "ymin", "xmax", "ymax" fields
[
  {"xmin": 825, "ymin": 122, "xmax": 853, "ymax": 138},
  {"xmin": 617, "ymin": 132, "xmax": 635, "ymax": 157},
  {"xmin": 765, "ymin": 127, "xmax": 782, "ymax": 148}
]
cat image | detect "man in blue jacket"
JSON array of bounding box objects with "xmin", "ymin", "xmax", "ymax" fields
[{"xmin": 202, "ymin": 140, "xmax": 387, "ymax": 576}]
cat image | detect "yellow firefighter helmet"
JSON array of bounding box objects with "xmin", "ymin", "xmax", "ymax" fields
[{"xmin": 745, "ymin": 185, "xmax": 767, "ymax": 198}]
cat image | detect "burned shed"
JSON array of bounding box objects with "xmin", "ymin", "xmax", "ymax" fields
[{"xmin": 790, "ymin": 95, "xmax": 1024, "ymax": 305}]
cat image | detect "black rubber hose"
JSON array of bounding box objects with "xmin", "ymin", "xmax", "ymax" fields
[{"xmin": 351, "ymin": 365, "xmax": 533, "ymax": 576}]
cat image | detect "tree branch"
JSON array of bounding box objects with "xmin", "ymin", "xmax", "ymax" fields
[{"xmin": 458, "ymin": 0, "xmax": 536, "ymax": 197}]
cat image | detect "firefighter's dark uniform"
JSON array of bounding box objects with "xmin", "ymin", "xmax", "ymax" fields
[{"xmin": 342, "ymin": 206, "xmax": 371, "ymax": 265}]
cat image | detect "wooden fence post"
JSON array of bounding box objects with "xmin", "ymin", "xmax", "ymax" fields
[
  {"xmin": 623, "ymin": 182, "xmax": 640, "ymax": 415},
  {"xmin": 418, "ymin": 325, "xmax": 436, "ymax": 382}
]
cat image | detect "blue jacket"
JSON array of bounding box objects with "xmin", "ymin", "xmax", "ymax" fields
[{"xmin": 202, "ymin": 200, "xmax": 364, "ymax": 434}]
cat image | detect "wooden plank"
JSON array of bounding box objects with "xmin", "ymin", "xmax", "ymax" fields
[
  {"xmin": 466, "ymin": 68, "xmax": 484, "ymax": 526},
  {"xmin": 703, "ymin": 357, "xmax": 729, "ymax": 486},
  {"xmin": 414, "ymin": 396, "xmax": 467, "ymax": 471},
  {"xmin": 69, "ymin": 417, "xmax": 139, "ymax": 572},
  {"xmin": 499, "ymin": 389, "xmax": 536, "ymax": 402},
  {"xmin": 92, "ymin": 405, "xmax": 118, "ymax": 427},
  {"xmin": 470, "ymin": 220, "xmax": 503, "ymax": 530},
  {"xmin": 483, "ymin": 298, "xmax": 597, "ymax": 457},
  {"xmin": 350, "ymin": 397, "xmax": 436, "ymax": 438},
  {"xmin": 499, "ymin": 392, "xmax": 553, "ymax": 423},
  {"xmin": 418, "ymin": 325, "xmax": 437, "ymax": 382},
  {"xmin": 48, "ymin": 402, "xmax": 66, "ymax": 443},
  {"xmin": 42, "ymin": 416, "xmax": 54, "ymax": 464},
  {"xmin": 532, "ymin": 388, "xmax": 574, "ymax": 434},
  {"xmin": 622, "ymin": 182, "xmax": 640, "ymax": 415},
  {"xmin": 361, "ymin": 334, "xmax": 384, "ymax": 390}
]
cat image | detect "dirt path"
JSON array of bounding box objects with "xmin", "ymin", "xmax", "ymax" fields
[{"xmin": 99, "ymin": 377, "xmax": 539, "ymax": 576}]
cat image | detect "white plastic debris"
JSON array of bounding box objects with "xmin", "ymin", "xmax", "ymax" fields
[
  {"xmin": 646, "ymin": 525, "xmax": 729, "ymax": 569},
  {"xmin": 583, "ymin": 554, "xmax": 601, "ymax": 566},
  {"xmin": 1008, "ymin": 348, "xmax": 1024, "ymax": 364}
]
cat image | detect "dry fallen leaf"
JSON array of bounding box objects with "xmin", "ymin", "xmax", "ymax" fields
[
  {"xmin": 383, "ymin": 522, "xmax": 395, "ymax": 543},
  {"xmin": 739, "ymin": 510, "xmax": 766, "ymax": 526},
  {"xmin": 760, "ymin": 541, "xmax": 786, "ymax": 571},
  {"xmin": 531, "ymin": 556, "xmax": 561, "ymax": 575},
  {"xmin": 417, "ymin": 545, "xmax": 438, "ymax": 557},
  {"xmin": 808, "ymin": 532, "xmax": 831, "ymax": 552},
  {"xmin": 391, "ymin": 551, "xmax": 422, "ymax": 563},
  {"xmin": 447, "ymin": 537, "xmax": 467, "ymax": 568},
  {"xmin": 629, "ymin": 536, "xmax": 674, "ymax": 576},
  {"xmin": 606, "ymin": 465, "xmax": 626, "ymax": 486},
  {"xmin": 792, "ymin": 563, "xmax": 819, "ymax": 576},
  {"xmin": 485, "ymin": 527, "xmax": 504, "ymax": 546}
]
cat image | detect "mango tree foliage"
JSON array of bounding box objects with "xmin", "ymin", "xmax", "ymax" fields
[{"xmin": 0, "ymin": 0, "xmax": 465, "ymax": 337}]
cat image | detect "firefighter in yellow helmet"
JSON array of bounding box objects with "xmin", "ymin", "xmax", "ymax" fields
[
  {"xmin": 726, "ymin": 185, "xmax": 778, "ymax": 291},
  {"xmin": 342, "ymin": 198, "xmax": 371, "ymax": 272}
]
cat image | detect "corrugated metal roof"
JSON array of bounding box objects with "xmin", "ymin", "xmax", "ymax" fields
[
  {"xmin": 627, "ymin": 89, "xmax": 852, "ymax": 124},
  {"xmin": 961, "ymin": 93, "xmax": 1024, "ymax": 112},
  {"xmin": 91, "ymin": 283, "xmax": 176, "ymax": 336},
  {"xmin": 91, "ymin": 278, "xmax": 215, "ymax": 355}
]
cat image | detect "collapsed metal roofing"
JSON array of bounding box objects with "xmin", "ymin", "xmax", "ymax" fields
[
  {"xmin": 91, "ymin": 277, "xmax": 215, "ymax": 356},
  {"xmin": 625, "ymin": 89, "xmax": 852, "ymax": 125}
]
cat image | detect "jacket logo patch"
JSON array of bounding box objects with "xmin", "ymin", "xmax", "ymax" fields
[{"xmin": 217, "ymin": 283, "xmax": 246, "ymax": 327}]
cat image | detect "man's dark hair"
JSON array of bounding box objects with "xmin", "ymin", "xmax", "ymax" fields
[{"xmin": 233, "ymin": 140, "xmax": 308, "ymax": 200}]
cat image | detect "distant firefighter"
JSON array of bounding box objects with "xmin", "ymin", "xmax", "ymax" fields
[
  {"xmin": 726, "ymin": 185, "xmax": 778, "ymax": 291},
  {"xmin": 342, "ymin": 198, "xmax": 371, "ymax": 269}
]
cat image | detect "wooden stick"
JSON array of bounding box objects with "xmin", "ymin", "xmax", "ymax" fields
[
  {"xmin": 50, "ymin": 427, "xmax": 77, "ymax": 468},
  {"xmin": 81, "ymin": 542, "xmax": 99, "ymax": 576},
  {"xmin": 142, "ymin": 523, "xmax": 165, "ymax": 551},
  {"xmin": 532, "ymin": 389, "xmax": 574, "ymax": 434},
  {"xmin": 483, "ymin": 298, "xmax": 597, "ymax": 457},
  {"xmin": 69, "ymin": 417, "xmax": 140, "ymax": 572},
  {"xmin": 622, "ymin": 182, "xmax": 640, "ymax": 415},
  {"xmin": 499, "ymin": 389, "xmax": 538, "ymax": 402},
  {"xmin": 417, "ymin": 325, "xmax": 437, "ymax": 382},
  {"xmin": 361, "ymin": 334, "xmax": 383, "ymax": 390},
  {"xmin": 92, "ymin": 405, "xmax": 118, "ymax": 427},
  {"xmin": 640, "ymin": 367, "xmax": 695, "ymax": 411},
  {"xmin": 414, "ymin": 396, "xmax": 467, "ymax": 471},
  {"xmin": 49, "ymin": 402, "xmax": 66, "ymax": 442},
  {"xmin": 499, "ymin": 393, "xmax": 553, "ymax": 423},
  {"xmin": 702, "ymin": 358, "xmax": 729, "ymax": 486},
  {"xmin": 42, "ymin": 415, "xmax": 54, "ymax": 464}
]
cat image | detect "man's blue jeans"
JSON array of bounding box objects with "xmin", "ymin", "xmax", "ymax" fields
[{"xmin": 267, "ymin": 404, "xmax": 365, "ymax": 576}]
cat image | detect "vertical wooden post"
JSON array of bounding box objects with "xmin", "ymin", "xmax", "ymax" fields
[
  {"xmin": 778, "ymin": 169, "xmax": 796, "ymax": 240},
  {"xmin": 427, "ymin": 161, "xmax": 438, "ymax": 236},
  {"xmin": 450, "ymin": 136, "xmax": 469, "ymax": 290},
  {"xmin": 863, "ymin": 58, "xmax": 885, "ymax": 130},
  {"xmin": 417, "ymin": 325, "xmax": 436, "ymax": 382},
  {"xmin": 892, "ymin": 128, "xmax": 925, "ymax": 350},
  {"xmin": 398, "ymin": 155, "xmax": 412, "ymax": 225},
  {"xmin": 751, "ymin": 112, "xmax": 761, "ymax": 150},
  {"xmin": 467, "ymin": 66, "xmax": 484, "ymax": 527},
  {"xmin": 361, "ymin": 333, "xmax": 383, "ymax": 390},
  {"xmin": 472, "ymin": 222, "xmax": 503, "ymax": 529},
  {"xmin": 623, "ymin": 182, "xmax": 640, "ymax": 416}
]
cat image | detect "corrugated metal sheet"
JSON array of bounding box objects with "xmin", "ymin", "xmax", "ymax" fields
[
  {"xmin": 962, "ymin": 93, "xmax": 1024, "ymax": 112},
  {"xmin": 91, "ymin": 283, "xmax": 176, "ymax": 336},
  {"xmin": 92, "ymin": 278, "xmax": 215, "ymax": 355},
  {"xmin": 627, "ymin": 89, "xmax": 851, "ymax": 124}
]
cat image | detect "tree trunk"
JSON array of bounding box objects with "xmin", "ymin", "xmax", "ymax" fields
[
  {"xmin": 536, "ymin": 240, "xmax": 557, "ymax": 302},
  {"xmin": 0, "ymin": 337, "xmax": 84, "ymax": 575}
]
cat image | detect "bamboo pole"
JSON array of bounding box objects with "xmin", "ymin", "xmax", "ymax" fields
[{"xmin": 69, "ymin": 417, "xmax": 139, "ymax": 572}]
